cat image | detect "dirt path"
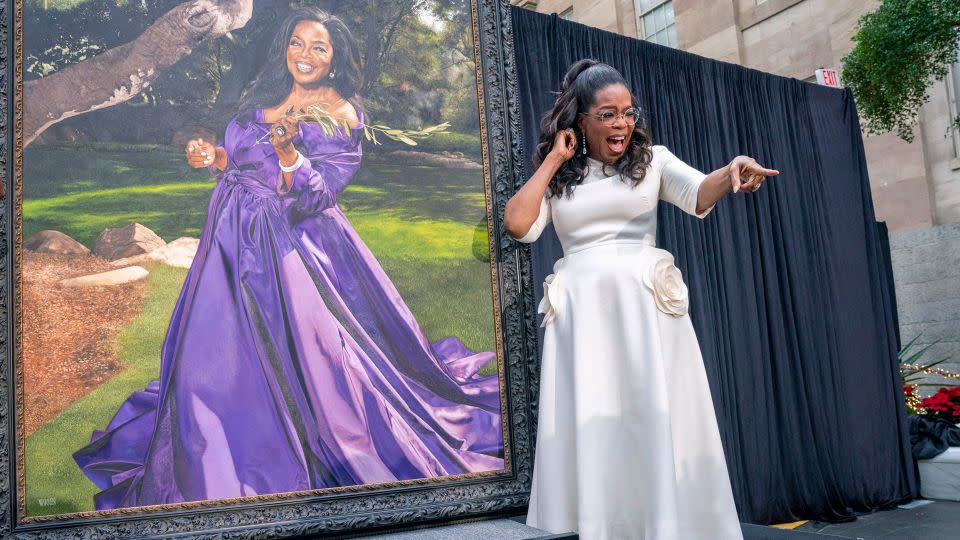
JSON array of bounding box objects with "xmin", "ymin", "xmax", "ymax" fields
[{"xmin": 22, "ymin": 253, "xmax": 147, "ymax": 436}]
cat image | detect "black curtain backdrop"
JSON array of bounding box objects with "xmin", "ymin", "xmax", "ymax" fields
[{"xmin": 509, "ymin": 7, "xmax": 917, "ymax": 525}]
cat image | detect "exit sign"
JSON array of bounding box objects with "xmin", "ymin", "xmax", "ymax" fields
[{"xmin": 815, "ymin": 68, "xmax": 840, "ymax": 87}]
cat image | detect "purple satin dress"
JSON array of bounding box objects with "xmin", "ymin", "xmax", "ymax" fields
[{"xmin": 74, "ymin": 109, "xmax": 504, "ymax": 509}]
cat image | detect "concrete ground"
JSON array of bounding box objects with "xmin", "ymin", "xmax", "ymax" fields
[
  {"xmin": 792, "ymin": 500, "xmax": 960, "ymax": 539},
  {"xmin": 348, "ymin": 500, "xmax": 960, "ymax": 539}
]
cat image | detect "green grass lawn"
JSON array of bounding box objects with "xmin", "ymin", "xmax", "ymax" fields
[
  {"xmin": 22, "ymin": 143, "xmax": 499, "ymax": 516},
  {"xmin": 25, "ymin": 264, "xmax": 187, "ymax": 516}
]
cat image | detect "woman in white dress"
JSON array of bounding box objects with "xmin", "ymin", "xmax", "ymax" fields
[{"xmin": 504, "ymin": 60, "xmax": 779, "ymax": 540}]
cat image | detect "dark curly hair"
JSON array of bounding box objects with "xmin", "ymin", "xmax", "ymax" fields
[
  {"xmin": 239, "ymin": 7, "xmax": 363, "ymax": 111},
  {"xmin": 534, "ymin": 59, "xmax": 653, "ymax": 198}
]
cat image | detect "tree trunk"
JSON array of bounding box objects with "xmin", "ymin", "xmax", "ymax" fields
[
  {"xmin": 361, "ymin": 3, "xmax": 384, "ymax": 93},
  {"xmin": 23, "ymin": 0, "xmax": 253, "ymax": 147}
]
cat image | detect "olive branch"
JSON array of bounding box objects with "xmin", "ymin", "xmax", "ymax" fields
[{"xmin": 256, "ymin": 104, "xmax": 450, "ymax": 146}]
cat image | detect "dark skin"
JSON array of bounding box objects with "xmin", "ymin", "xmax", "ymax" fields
[
  {"xmin": 186, "ymin": 20, "xmax": 360, "ymax": 189},
  {"xmin": 504, "ymin": 83, "xmax": 780, "ymax": 238}
]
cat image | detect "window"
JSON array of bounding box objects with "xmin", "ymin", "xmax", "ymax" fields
[
  {"xmin": 635, "ymin": 0, "xmax": 676, "ymax": 48},
  {"xmin": 560, "ymin": 7, "xmax": 574, "ymax": 20}
]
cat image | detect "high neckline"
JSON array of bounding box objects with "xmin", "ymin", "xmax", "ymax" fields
[{"xmin": 586, "ymin": 157, "xmax": 619, "ymax": 180}]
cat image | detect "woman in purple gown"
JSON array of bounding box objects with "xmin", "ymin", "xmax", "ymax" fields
[{"xmin": 74, "ymin": 8, "xmax": 503, "ymax": 510}]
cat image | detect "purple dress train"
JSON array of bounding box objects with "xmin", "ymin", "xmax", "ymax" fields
[{"xmin": 74, "ymin": 109, "xmax": 504, "ymax": 510}]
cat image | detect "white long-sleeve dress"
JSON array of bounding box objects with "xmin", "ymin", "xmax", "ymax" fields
[{"xmin": 519, "ymin": 146, "xmax": 743, "ymax": 540}]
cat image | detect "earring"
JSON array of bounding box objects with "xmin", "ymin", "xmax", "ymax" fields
[
  {"xmin": 329, "ymin": 70, "xmax": 336, "ymax": 79},
  {"xmin": 581, "ymin": 132, "xmax": 587, "ymax": 155}
]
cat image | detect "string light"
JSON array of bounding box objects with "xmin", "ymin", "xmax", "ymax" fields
[
  {"xmin": 903, "ymin": 387, "xmax": 926, "ymax": 415},
  {"xmin": 902, "ymin": 364, "xmax": 960, "ymax": 381}
]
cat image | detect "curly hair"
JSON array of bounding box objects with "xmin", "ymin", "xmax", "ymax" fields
[{"xmin": 534, "ymin": 59, "xmax": 653, "ymax": 198}]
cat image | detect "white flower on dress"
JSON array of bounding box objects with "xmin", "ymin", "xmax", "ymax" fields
[
  {"xmin": 642, "ymin": 254, "xmax": 689, "ymax": 317},
  {"xmin": 538, "ymin": 272, "xmax": 561, "ymax": 327}
]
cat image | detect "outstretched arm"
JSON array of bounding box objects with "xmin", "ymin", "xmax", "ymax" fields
[{"xmin": 695, "ymin": 156, "xmax": 779, "ymax": 215}]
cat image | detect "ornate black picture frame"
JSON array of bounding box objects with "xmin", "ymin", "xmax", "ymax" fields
[{"xmin": 0, "ymin": 0, "xmax": 540, "ymax": 537}]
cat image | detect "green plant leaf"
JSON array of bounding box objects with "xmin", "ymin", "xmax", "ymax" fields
[
  {"xmin": 903, "ymin": 340, "xmax": 941, "ymax": 366},
  {"xmin": 898, "ymin": 334, "xmax": 923, "ymax": 360},
  {"xmin": 841, "ymin": 0, "xmax": 960, "ymax": 142}
]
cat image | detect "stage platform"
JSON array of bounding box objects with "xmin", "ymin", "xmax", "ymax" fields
[
  {"xmin": 351, "ymin": 518, "xmax": 860, "ymax": 539},
  {"xmin": 352, "ymin": 501, "xmax": 960, "ymax": 539}
]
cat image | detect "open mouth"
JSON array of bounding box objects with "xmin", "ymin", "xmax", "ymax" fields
[
  {"xmin": 295, "ymin": 62, "xmax": 315, "ymax": 74},
  {"xmin": 606, "ymin": 135, "xmax": 626, "ymax": 155}
]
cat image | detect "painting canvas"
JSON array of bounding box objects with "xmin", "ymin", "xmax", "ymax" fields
[{"xmin": 16, "ymin": 0, "xmax": 511, "ymax": 522}]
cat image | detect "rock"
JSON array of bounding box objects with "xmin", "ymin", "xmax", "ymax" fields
[
  {"xmin": 25, "ymin": 230, "xmax": 90, "ymax": 255},
  {"xmin": 60, "ymin": 266, "xmax": 149, "ymax": 288},
  {"xmin": 94, "ymin": 223, "xmax": 166, "ymax": 261},
  {"xmin": 111, "ymin": 237, "xmax": 199, "ymax": 269}
]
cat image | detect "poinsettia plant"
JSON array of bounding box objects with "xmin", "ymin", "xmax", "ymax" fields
[
  {"xmin": 898, "ymin": 334, "xmax": 959, "ymax": 416},
  {"xmin": 921, "ymin": 387, "xmax": 960, "ymax": 424}
]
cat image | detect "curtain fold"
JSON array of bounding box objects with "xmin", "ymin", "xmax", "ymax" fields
[{"xmin": 510, "ymin": 7, "xmax": 917, "ymax": 524}]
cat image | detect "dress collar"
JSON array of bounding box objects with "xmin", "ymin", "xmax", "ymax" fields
[{"xmin": 585, "ymin": 157, "xmax": 619, "ymax": 180}]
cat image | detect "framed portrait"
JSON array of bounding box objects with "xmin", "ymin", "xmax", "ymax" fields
[{"xmin": 2, "ymin": 0, "xmax": 539, "ymax": 537}]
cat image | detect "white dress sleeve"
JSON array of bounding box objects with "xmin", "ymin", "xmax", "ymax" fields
[
  {"xmin": 513, "ymin": 195, "xmax": 552, "ymax": 243},
  {"xmin": 656, "ymin": 146, "xmax": 713, "ymax": 219}
]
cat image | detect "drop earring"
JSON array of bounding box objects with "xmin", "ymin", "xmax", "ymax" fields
[
  {"xmin": 329, "ymin": 70, "xmax": 336, "ymax": 80},
  {"xmin": 581, "ymin": 132, "xmax": 587, "ymax": 155}
]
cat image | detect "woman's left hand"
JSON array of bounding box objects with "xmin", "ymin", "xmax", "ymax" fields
[
  {"xmin": 728, "ymin": 156, "xmax": 779, "ymax": 193},
  {"xmin": 270, "ymin": 114, "xmax": 301, "ymax": 167}
]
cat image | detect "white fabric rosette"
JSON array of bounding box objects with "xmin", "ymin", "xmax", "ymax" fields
[
  {"xmin": 538, "ymin": 258, "xmax": 569, "ymax": 327},
  {"xmin": 642, "ymin": 253, "xmax": 689, "ymax": 317},
  {"xmin": 538, "ymin": 272, "xmax": 561, "ymax": 327}
]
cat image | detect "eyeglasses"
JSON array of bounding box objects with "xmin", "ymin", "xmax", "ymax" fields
[{"xmin": 580, "ymin": 108, "xmax": 639, "ymax": 127}]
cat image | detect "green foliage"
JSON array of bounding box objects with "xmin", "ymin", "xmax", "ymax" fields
[
  {"xmin": 472, "ymin": 217, "xmax": 492, "ymax": 264},
  {"xmin": 900, "ymin": 334, "xmax": 950, "ymax": 387},
  {"xmin": 26, "ymin": 36, "xmax": 103, "ymax": 77},
  {"xmin": 841, "ymin": 0, "xmax": 960, "ymax": 141},
  {"xmin": 271, "ymin": 104, "xmax": 452, "ymax": 147},
  {"xmin": 25, "ymin": 0, "xmax": 182, "ymax": 79}
]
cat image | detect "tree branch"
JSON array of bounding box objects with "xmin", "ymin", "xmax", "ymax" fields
[{"xmin": 24, "ymin": 0, "xmax": 253, "ymax": 147}]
